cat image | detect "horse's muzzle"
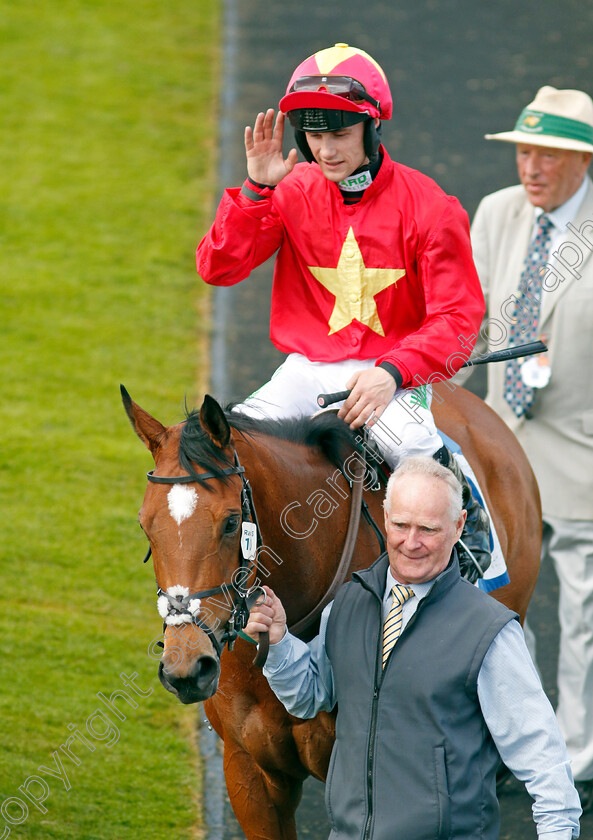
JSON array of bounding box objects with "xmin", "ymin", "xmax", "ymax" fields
[{"xmin": 158, "ymin": 655, "xmax": 220, "ymax": 704}]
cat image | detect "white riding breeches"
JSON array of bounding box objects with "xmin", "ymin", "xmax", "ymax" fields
[{"xmin": 235, "ymin": 354, "xmax": 443, "ymax": 468}]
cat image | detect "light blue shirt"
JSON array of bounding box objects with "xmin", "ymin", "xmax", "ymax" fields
[{"xmin": 263, "ymin": 570, "xmax": 581, "ymax": 838}]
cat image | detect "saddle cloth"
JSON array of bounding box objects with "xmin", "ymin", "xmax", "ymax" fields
[{"xmin": 439, "ymin": 430, "xmax": 509, "ymax": 592}]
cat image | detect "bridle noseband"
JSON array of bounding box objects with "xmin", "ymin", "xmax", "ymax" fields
[{"xmin": 144, "ymin": 450, "xmax": 265, "ymax": 659}]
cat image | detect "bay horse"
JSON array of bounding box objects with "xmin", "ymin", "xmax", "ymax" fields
[{"xmin": 121, "ymin": 383, "xmax": 541, "ymax": 840}]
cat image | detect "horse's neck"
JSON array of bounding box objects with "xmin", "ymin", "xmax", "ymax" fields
[{"xmin": 237, "ymin": 433, "xmax": 354, "ymax": 624}]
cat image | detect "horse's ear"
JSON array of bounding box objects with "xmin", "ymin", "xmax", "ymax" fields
[
  {"xmin": 199, "ymin": 394, "xmax": 231, "ymax": 449},
  {"xmin": 121, "ymin": 385, "xmax": 167, "ymax": 457}
]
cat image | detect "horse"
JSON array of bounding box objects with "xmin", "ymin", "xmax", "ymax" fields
[{"xmin": 121, "ymin": 382, "xmax": 541, "ymax": 840}]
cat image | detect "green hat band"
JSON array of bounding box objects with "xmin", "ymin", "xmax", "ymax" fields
[{"xmin": 514, "ymin": 108, "xmax": 593, "ymax": 145}]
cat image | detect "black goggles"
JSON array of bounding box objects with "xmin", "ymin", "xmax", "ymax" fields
[
  {"xmin": 289, "ymin": 75, "xmax": 380, "ymax": 111},
  {"xmin": 287, "ymin": 108, "xmax": 368, "ymax": 132}
]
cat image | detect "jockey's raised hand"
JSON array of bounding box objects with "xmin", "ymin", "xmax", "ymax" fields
[
  {"xmin": 245, "ymin": 109, "xmax": 298, "ymax": 186},
  {"xmin": 338, "ymin": 367, "xmax": 397, "ymax": 430},
  {"xmin": 244, "ymin": 585, "xmax": 287, "ymax": 646}
]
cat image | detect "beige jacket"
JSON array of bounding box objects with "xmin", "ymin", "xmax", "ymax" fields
[{"xmin": 470, "ymin": 179, "xmax": 593, "ymax": 519}]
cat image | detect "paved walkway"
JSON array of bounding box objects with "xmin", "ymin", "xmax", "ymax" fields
[{"xmin": 205, "ymin": 1, "xmax": 593, "ymax": 836}]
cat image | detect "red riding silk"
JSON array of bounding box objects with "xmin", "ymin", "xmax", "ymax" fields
[{"xmin": 196, "ymin": 148, "xmax": 484, "ymax": 387}]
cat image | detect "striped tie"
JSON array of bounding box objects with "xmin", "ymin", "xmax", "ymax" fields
[{"xmin": 382, "ymin": 584, "xmax": 414, "ymax": 668}]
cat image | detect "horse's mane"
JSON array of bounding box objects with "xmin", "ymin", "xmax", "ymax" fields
[{"xmin": 178, "ymin": 407, "xmax": 363, "ymax": 490}]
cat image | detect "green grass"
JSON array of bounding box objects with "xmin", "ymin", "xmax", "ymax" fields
[{"xmin": 0, "ymin": 1, "xmax": 219, "ymax": 836}]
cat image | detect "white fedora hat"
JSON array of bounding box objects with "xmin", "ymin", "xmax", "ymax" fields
[{"xmin": 485, "ymin": 85, "xmax": 593, "ymax": 153}]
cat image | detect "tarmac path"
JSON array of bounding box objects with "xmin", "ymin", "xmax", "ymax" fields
[{"xmin": 201, "ymin": 2, "xmax": 593, "ymax": 836}]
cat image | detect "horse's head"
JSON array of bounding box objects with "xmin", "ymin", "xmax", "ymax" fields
[{"xmin": 122, "ymin": 387, "xmax": 255, "ymax": 704}]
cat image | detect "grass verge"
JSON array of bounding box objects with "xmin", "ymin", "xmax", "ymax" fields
[{"xmin": 0, "ymin": 1, "xmax": 219, "ymax": 836}]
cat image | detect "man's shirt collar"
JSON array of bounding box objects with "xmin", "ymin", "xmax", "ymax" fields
[
  {"xmin": 384, "ymin": 566, "xmax": 432, "ymax": 603},
  {"xmin": 534, "ymin": 174, "xmax": 588, "ymax": 232}
]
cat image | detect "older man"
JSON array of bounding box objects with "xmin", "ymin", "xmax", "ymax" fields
[
  {"xmin": 245, "ymin": 457, "xmax": 581, "ymax": 839},
  {"xmin": 470, "ymin": 86, "xmax": 593, "ymax": 811}
]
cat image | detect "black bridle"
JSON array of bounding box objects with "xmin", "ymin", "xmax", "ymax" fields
[{"xmin": 144, "ymin": 450, "xmax": 265, "ymax": 658}]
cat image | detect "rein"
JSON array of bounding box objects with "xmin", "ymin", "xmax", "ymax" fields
[{"xmin": 289, "ymin": 454, "xmax": 366, "ymax": 638}]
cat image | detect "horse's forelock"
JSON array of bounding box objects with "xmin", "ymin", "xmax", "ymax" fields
[{"xmin": 178, "ymin": 409, "xmax": 236, "ymax": 489}]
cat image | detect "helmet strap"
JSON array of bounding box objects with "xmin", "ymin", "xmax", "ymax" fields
[
  {"xmin": 294, "ymin": 129, "xmax": 316, "ymax": 163},
  {"xmin": 364, "ymin": 119, "xmax": 382, "ymax": 162}
]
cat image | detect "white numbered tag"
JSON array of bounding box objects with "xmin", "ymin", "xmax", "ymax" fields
[
  {"xmin": 521, "ymin": 356, "xmax": 551, "ymax": 389},
  {"xmin": 241, "ymin": 522, "xmax": 257, "ymax": 560}
]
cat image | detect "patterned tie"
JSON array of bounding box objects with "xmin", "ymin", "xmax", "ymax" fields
[
  {"xmin": 504, "ymin": 214, "xmax": 554, "ymax": 417},
  {"xmin": 382, "ymin": 584, "xmax": 414, "ymax": 668}
]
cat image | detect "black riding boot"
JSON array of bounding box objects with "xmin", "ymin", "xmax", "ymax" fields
[{"xmin": 433, "ymin": 445, "xmax": 491, "ymax": 583}]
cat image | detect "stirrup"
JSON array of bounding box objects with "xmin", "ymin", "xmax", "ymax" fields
[{"xmin": 433, "ymin": 445, "xmax": 492, "ymax": 583}]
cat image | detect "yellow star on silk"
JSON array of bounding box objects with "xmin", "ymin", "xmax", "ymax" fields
[{"xmin": 308, "ymin": 228, "xmax": 405, "ymax": 336}]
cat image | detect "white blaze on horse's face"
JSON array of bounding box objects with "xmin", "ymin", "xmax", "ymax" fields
[{"xmin": 167, "ymin": 484, "xmax": 198, "ymax": 526}]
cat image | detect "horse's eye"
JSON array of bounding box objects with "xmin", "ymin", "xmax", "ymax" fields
[{"xmin": 224, "ymin": 515, "xmax": 240, "ymax": 535}]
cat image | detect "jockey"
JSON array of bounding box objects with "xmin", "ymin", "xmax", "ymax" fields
[{"xmin": 197, "ymin": 43, "xmax": 490, "ymax": 578}]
